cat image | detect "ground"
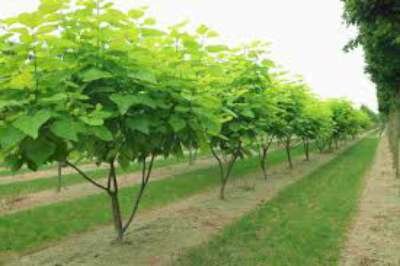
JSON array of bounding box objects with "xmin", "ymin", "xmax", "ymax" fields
[
  {"xmin": 0, "ymin": 158, "xmax": 215, "ymax": 215},
  {"xmin": 341, "ymin": 135, "xmax": 400, "ymax": 266},
  {"xmin": 5, "ymin": 149, "xmax": 338, "ymax": 266}
]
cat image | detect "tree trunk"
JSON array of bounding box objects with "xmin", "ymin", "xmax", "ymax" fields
[
  {"xmin": 57, "ymin": 162, "xmax": 62, "ymax": 192},
  {"xmin": 109, "ymin": 192, "xmax": 124, "ymax": 241},
  {"xmin": 219, "ymin": 179, "xmax": 227, "ymax": 200},
  {"xmin": 259, "ymin": 148, "xmax": 268, "ymax": 181},
  {"xmin": 121, "ymin": 155, "xmax": 155, "ymax": 235},
  {"xmin": 188, "ymin": 147, "xmax": 194, "ymax": 165},
  {"xmin": 286, "ymin": 137, "xmax": 293, "ymax": 169},
  {"xmin": 388, "ymin": 104, "xmax": 400, "ymax": 179},
  {"xmin": 211, "ymin": 147, "xmax": 238, "ymax": 200},
  {"xmin": 304, "ymin": 139, "xmax": 310, "ymax": 161}
]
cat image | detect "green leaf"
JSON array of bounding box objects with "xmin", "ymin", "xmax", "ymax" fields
[
  {"xmin": 241, "ymin": 109, "xmax": 255, "ymax": 118},
  {"xmin": 110, "ymin": 94, "xmax": 139, "ymax": 114},
  {"xmin": 141, "ymin": 28, "xmax": 165, "ymax": 37},
  {"xmin": 137, "ymin": 94, "xmax": 157, "ymax": 109},
  {"xmin": 90, "ymin": 126, "xmax": 113, "ymax": 141},
  {"xmin": 128, "ymin": 70, "xmax": 157, "ymax": 84},
  {"xmin": 143, "ymin": 18, "xmax": 156, "ymax": 25},
  {"xmin": 128, "ymin": 9, "xmax": 145, "ymax": 19},
  {"xmin": 40, "ymin": 93, "xmax": 68, "ymax": 104},
  {"xmin": 0, "ymin": 126, "xmax": 26, "ymax": 149},
  {"xmin": 23, "ymin": 138, "xmax": 56, "ymax": 168},
  {"xmin": 196, "ymin": 25, "xmax": 208, "ymax": 35},
  {"xmin": 126, "ymin": 117, "xmax": 150, "ymax": 135},
  {"xmin": 81, "ymin": 68, "xmax": 112, "ymax": 82},
  {"xmin": 168, "ymin": 116, "xmax": 186, "ymax": 132},
  {"xmin": 13, "ymin": 110, "xmax": 52, "ymax": 139},
  {"xmin": 50, "ymin": 119, "xmax": 84, "ymax": 142},
  {"xmin": 206, "ymin": 45, "xmax": 229, "ymax": 53},
  {"xmin": 0, "ymin": 100, "xmax": 28, "ymax": 110},
  {"xmin": 80, "ymin": 117, "xmax": 104, "ymax": 126},
  {"xmin": 80, "ymin": 109, "xmax": 111, "ymax": 126}
]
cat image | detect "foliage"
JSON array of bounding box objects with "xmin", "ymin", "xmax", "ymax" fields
[
  {"xmin": 0, "ymin": 0, "xmax": 374, "ymax": 241},
  {"xmin": 342, "ymin": 0, "xmax": 400, "ymax": 176}
]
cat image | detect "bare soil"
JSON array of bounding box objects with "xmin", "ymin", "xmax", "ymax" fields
[
  {"xmin": 341, "ymin": 135, "xmax": 400, "ymax": 266},
  {"xmin": 0, "ymin": 158, "xmax": 216, "ymax": 215},
  {"xmin": 4, "ymin": 146, "xmax": 346, "ymax": 266}
]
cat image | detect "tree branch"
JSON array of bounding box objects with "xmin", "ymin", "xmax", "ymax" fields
[
  {"xmin": 122, "ymin": 153, "xmax": 156, "ymax": 233},
  {"xmin": 66, "ymin": 161, "xmax": 108, "ymax": 191}
]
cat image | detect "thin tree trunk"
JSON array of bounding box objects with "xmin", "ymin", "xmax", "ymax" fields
[
  {"xmin": 67, "ymin": 160, "xmax": 124, "ymax": 240},
  {"xmin": 219, "ymin": 157, "xmax": 237, "ymax": 200},
  {"xmin": 188, "ymin": 147, "xmax": 197, "ymax": 165},
  {"xmin": 304, "ymin": 139, "xmax": 310, "ymax": 161},
  {"xmin": 121, "ymin": 154, "xmax": 155, "ymax": 234},
  {"xmin": 109, "ymin": 192, "xmax": 124, "ymax": 241},
  {"xmin": 286, "ymin": 137, "xmax": 293, "ymax": 169},
  {"xmin": 211, "ymin": 147, "xmax": 238, "ymax": 200},
  {"xmin": 188, "ymin": 147, "xmax": 194, "ymax": 165},
  {"xmin": 57, "ymin": 162, "xmax": 62, "ymax": 192},
  {"xmin": 259, "ymin": 138, "xmax": 273, "ymax": 181},
  {"xmin": 106, "ymin": 160, "xmax": 124, "ymax": 241},
  {"xmin": 259, "ymin": 148, "xmax": 268, "ymax": 180},
  {"xmin": 219, "ymin": 179, "xmax": 228, "ymax": 200}
]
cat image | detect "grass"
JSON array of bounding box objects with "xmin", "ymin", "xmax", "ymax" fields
[
  {"xmin": 176, "ymin": 136, "xmax": 379, "ymax": 266},
  {"xmin": 0, "ymin": 163, "xmax": 58, "ymax": 177},
  {"xmin": 0, "ymin": 154, "xmax": 204, "ymax": 200},
  {"xmin": 0, "ymin": 145, "xmax": 308, "ymax": 253}
]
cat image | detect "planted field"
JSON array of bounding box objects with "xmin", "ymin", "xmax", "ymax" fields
[
  {"xmin": 1, "ymin": 0, "xmax": 397, "ymax": 265},
  {"xmin": 176, "ymin": 137, "xmax": 379, "ymax": 266},
  {"xmin": 0, "ymin": 144, "xmax": 306, "ymax": 253}
]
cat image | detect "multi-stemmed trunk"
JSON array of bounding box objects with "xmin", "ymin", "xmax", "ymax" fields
[
  {"xmin": 258, "ymin": 138, "xmax": 274, "ymax": 181},
  {"xmin": 66, "ymin": 154, "xmax": 155, "ymax": 241},
  {"xmin": 211, "ymin": 147, "xmax": 240, "ymax": 200}
]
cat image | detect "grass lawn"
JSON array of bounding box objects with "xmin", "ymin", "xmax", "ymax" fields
[
  {"xmin": 176, "ymin": 136, "xmax": 379, "ymax": 266},
  {"xmin": 0, "ymin": 144, "xmax": 307, "ymax": 253}
]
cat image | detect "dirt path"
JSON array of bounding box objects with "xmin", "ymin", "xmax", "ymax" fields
[
  {"xmin": 341, "ymin": 136, "xmax": 400, "ymax": 266},
  {"xmin": 4, "ymin": 143, "xmax": 350, "ymax": 266},
  {"xmin": 0, "ymin": 158, "xmax": 216, "ymax": 215}
]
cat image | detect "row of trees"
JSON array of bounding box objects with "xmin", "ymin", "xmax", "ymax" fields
[
  {"xmin": 342, "ymin": 0, "xmax": 399, "ymax": 176},
  {"xmin": 0, "ymin": 0, "xmax": 374, "ymax": 241}
]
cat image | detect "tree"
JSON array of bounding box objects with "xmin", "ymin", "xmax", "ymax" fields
[
  {"xmin": 270, "ymin": 80, "xmax": 310, "ymax": 168},
  {"xmin": 204, "ymin": 41, "xmax": 276, "ymax": 199},
  {"xmin": 327, "ymin": 99, "xmax": 355, "ymax": 149},
  {"xmin": 342, "ymin": 0, "xmax": 400, "ymax": 177},
  {"xmin": 295, "ymin": 97, "xmax": 331, "ymax": 160},
  {"xmin": 0, "ymin": 0, "xmax": 216, "ymax": 241}
]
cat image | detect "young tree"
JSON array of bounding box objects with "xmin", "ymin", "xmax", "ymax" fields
[
  {"xmin": 0, "ymin": 0, "xmax": 217, "ymax": 241},
  {"xmin": 271, "ymin": 80, "xmax": 310, "ymax": 168},
  {"xmin": 204, "ymin": 41, "xmax": 275, "ymax": 199},
  {"xmin": 327, "ymin": 99, "xmax": 355, "ymax": 149},
  {"xmin": 295, "ymin": 96, "xmax": 326, "ymax": 161}
]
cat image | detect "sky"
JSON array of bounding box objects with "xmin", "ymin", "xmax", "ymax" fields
[{"xmin": 0, "ymin": 0, "xmax": 378, "ymax": 110}]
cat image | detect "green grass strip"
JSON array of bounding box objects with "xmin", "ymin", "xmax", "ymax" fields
[
  {"xmin": 0, "ymin": 155, "xmax": 205, "ymax": 200},
  {"xmin": 0, "ymin": 145, "xmax": 307, "ymax": 253},
  {"xmin": 176, "ymin": 137, "xmax": 379, "ymax": 266}
]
